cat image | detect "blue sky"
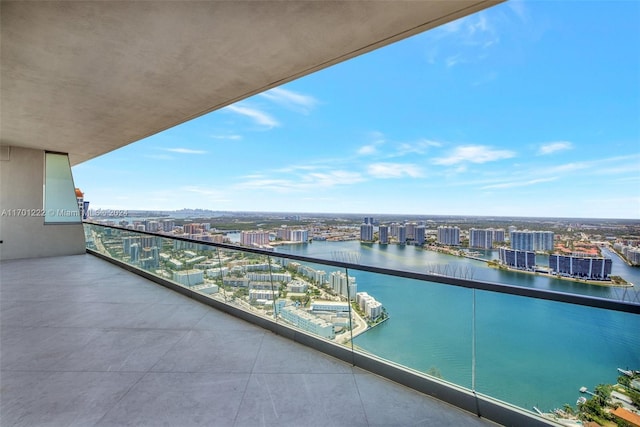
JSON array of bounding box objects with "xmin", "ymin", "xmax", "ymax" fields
[{"xmin": 73, "ymin": 0, "xmax": 640, "ymax": 219}]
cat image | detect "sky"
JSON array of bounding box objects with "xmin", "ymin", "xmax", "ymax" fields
[{"xmin": 72, "ymin": 0, "xmax": 640, "ymax": 219}]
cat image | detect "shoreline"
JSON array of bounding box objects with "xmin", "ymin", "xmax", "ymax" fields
[
  {"xmin": 422, "ymin": 246, "xmax": 634, "ymax": 288},
  {"xmin": 487, "ymin": 263, "xmax": 634, "ymax": 287}
]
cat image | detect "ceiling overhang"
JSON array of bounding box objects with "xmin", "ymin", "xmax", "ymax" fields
[{"xmin": 1, "ymin": 1, "xmax": 502, "ymax": 165}]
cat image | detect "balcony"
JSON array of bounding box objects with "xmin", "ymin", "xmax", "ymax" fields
[
  {"xmin": 1, "ymin": 252, "xmax": 497, "ymax": 427},
  {"xmin": 5, "ymin": 223, "xmax": 637, "ymax": 426}
]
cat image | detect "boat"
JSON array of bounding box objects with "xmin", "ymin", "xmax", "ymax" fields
[
  {"xmin": 618, "ymin": 368, "xmax": 633, "ymax": 377},
  {"xmin": 577, "ymin": 396, "xmax": 587, "ymax": 405}
]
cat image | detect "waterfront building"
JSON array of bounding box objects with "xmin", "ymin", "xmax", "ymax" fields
[
  {"xmin": 360, "ymin": 223, "xmax": 374, "ymax": 241},
  {"xmin": 549, "ymin": 254, "xmax": 612, "ymax": 280},
  {"xmin": 397, "ymin": 225, "xmax": 407, "ymax": 244},
  {"xmin": 379, "ymin": 225, "xmax": 390, "ymax": 244},
  {"xmin": 469, "ymin": 228, "xmax": 494, "ymax": 249},
  {"xmin": 533, "ymin": 231, "xmax": 554, "ymax": 251},
  {"xmin": 172, "ymin": 269, "xmax": 204, "ymax": 286},
  {"xmin": 291, "ymin": 229, "xmax": 309, "ymax": 242},
  {"xmin": 390, "ymin": 223, "xmax": 400, "ymax": 238},
  {"xmin": 493, "ymin": 229, "xmax": 506, "ymax": 242},
  {"xmin": 414, "ymin": 226, "xmax": 426, "ymax": 246},
  {"xmin": 510, "ymin": 231, "xmax": 533, "ymax": 251},
  {"xmin": 329, "ymin": 271, "xmax": 357, "ymax": 300},
  {"xmin": 437, "ymin": 226, "xmax": 460, "ymax": 246},
  {"xmin": 356, "ymin": 292, "xmax": 383, "ymax": 319},
  {"xmin": 405, "ymin": 222, "xmax": 416, "ymax": 240},
  {"xmin": 240, "ymin": 230, "xmax": 270, "ymax": 246},
  {"xmin": 280, "ymin": 305, "xmax": 335, "ymax": 339},
  {"xmin": 499, "ymin": 248, "xmax": 536, "ymax": 270},
  {"xmin": 277, "ymin": 226, "xmax": 291, "ymax": 241},
  {"xmin": 510, "ymin": 230, "xmax": 554, "ymax": 251},
  {"xmin": 614, "ymin": 243, "xmax": 640, "ymax": 266}
]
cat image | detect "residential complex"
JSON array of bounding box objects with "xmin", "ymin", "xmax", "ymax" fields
[
  {"xmin": 499, "ymin": 248, "xmax": 536, "ymax": 270},
  {"xmin": 510, "ymin": 230, "xmax": 554, "ymax": 252},
  {"xmin": 549, "ymin": 255, "xmax": 612, "ymax": 280},
  {"xmin": 469, "ymin": 228, "xmax": 506, "ymax": 249},
  {"xmin": 437, "ymin": 226, "xmax": 461, "ymax": 246}
]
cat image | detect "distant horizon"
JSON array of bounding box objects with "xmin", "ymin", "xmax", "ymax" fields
[
  {"xmin": 87, "ymin": 207, "xmax": 640, "ymax": 223},
  {"xmin": 74, "ymin": 0, "xmax": 640, "ymax": 220}
]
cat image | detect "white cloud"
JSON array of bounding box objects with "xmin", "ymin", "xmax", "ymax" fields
[
  {"xmin": 357, "ymin": 131, "xmax": 387, "ymax": 156},
  {"xmin": 481, "ymin": 177, "xmax": 558, "ymax": 190},
  {"xmin": 210, "ymin": 134, "xmax": 242, "ymax": 140},
  {"xmin": 358, "ymin": 145, "xmax": 378, "ymax": 155},
  {"xmin": 181, "ymin": 186, "xmax": 226, "ymax": 197},
  {"xmin": 368, "ymin": 163, "xmax": 424, "ymax": 179},
  {"xmin": 235, "ymin": 170, "xmax": 365, "ymax": 193},
  {"xmin": 432, "ymin": 145, "xmax": 516, "ymax": 165},
  {"xmin": 426, "ymin": 11, "xmax": 502, "ymax": 68},
  {"xmin": 225, "ymin": 105, "xmax": 279, "ymax": 128},
  {"xmin": 164, "ymin": 148, "xmax": 207, "ymax": 154},
  {"xmin": 259, "ymin": 87, "xmax": 318, "ymax": 113},
  {"xmin": 144, "ymin": 154, "xmax": 174, "ymax": 160},
  {"xmin": 306, "ymin": 171, "xmax": 365, "ymax": 187},
  {"xmin": 395, "ymin": 139, "xmax": 443, "ymax": 156},
  {"xmin": 538, "ymin": 141, "xmax": 573, "ymax": 155}
]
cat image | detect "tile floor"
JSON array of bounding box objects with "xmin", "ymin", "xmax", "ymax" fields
[{"xmin": 0, "ymin": 254, "xmax": 497, "ymax": 426}]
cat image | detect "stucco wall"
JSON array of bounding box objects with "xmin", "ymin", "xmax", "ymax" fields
[{"xmin": 0, "ymin": 146, "xmax": 85, "ymax": 260}]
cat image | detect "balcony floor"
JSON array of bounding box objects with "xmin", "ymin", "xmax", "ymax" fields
[{"xmin": 1, "ymin": 254, "xmax": 496, "ymax": 426}]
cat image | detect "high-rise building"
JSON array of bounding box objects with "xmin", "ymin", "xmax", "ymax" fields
[
  {"xmin": 397, "ymin": 225, "xmax": 407, "ymax": 245},
  {"xmin": 162, "ymin": 220, "xmax": 175, "ymax": 232},
  {"xmin": 414, "ymin": 226, "xmax": 426, "ymax": 246},
  {"xmin": 499, "ymin": 248, "xmax": 535, "ymax": 270},
  {"xmin": 390, "ymin": 223, "xmax": 400, "ymax": 238},
  {"xmin": 469, "ymin": 228, "xmax": 494, "ymax": 249},
  {"xmin": 510, "ymin": 230, "xmax": 554, "ymax": 251},
  {"xmin": 437, "ymin": 226, "xmax": 460, "ymax": 246},
  {"xmin": 533, "ymin": 231, "xmax": 554, "ymax": 251},
  {"xmin": 360, "ymin": 223, "xmax": 374, "ymax": 241},
  {"xmin": 129, "ymin": 243, "xmax": 140, "ymax": 263},
  {"xmin": 241, "ymin": 230, "xmax": 270, "ymax": 246},
  {"xmin": 291, "ymin": 229, "xmax": 309, "ymax": 242},
  {"xmin": 549, "ymin": 255, "xmax": 612, "ymax": 280},
  {"xmin": 405, "ymin": 222, "xmax": 416, "ymax": 240},
  {"xmin": 378, "ymin": 225, "xmax": 389, "ymax": 244},
  {"xmin": 329, "ymin": 271, "xmax": 357, "ymax": 300}
]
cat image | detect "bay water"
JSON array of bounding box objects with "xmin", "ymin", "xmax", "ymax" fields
[{"xmin": 275, "ymin": 240, "xmax": 640, "ymax": 411}]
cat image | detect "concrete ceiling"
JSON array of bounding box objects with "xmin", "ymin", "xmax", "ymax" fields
[{"xmin": 1, "ymin": 0, "xmax": 501, "ymax": 166}]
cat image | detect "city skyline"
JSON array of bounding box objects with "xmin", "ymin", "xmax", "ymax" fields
[{"xmin": 72, "ymin": 0, "xmax": 640, "ymax": 219}]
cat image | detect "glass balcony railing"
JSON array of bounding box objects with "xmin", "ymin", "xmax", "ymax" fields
[{"xmin": 83, "ymin": 222, "xmax": 640, "ymax": 427}]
